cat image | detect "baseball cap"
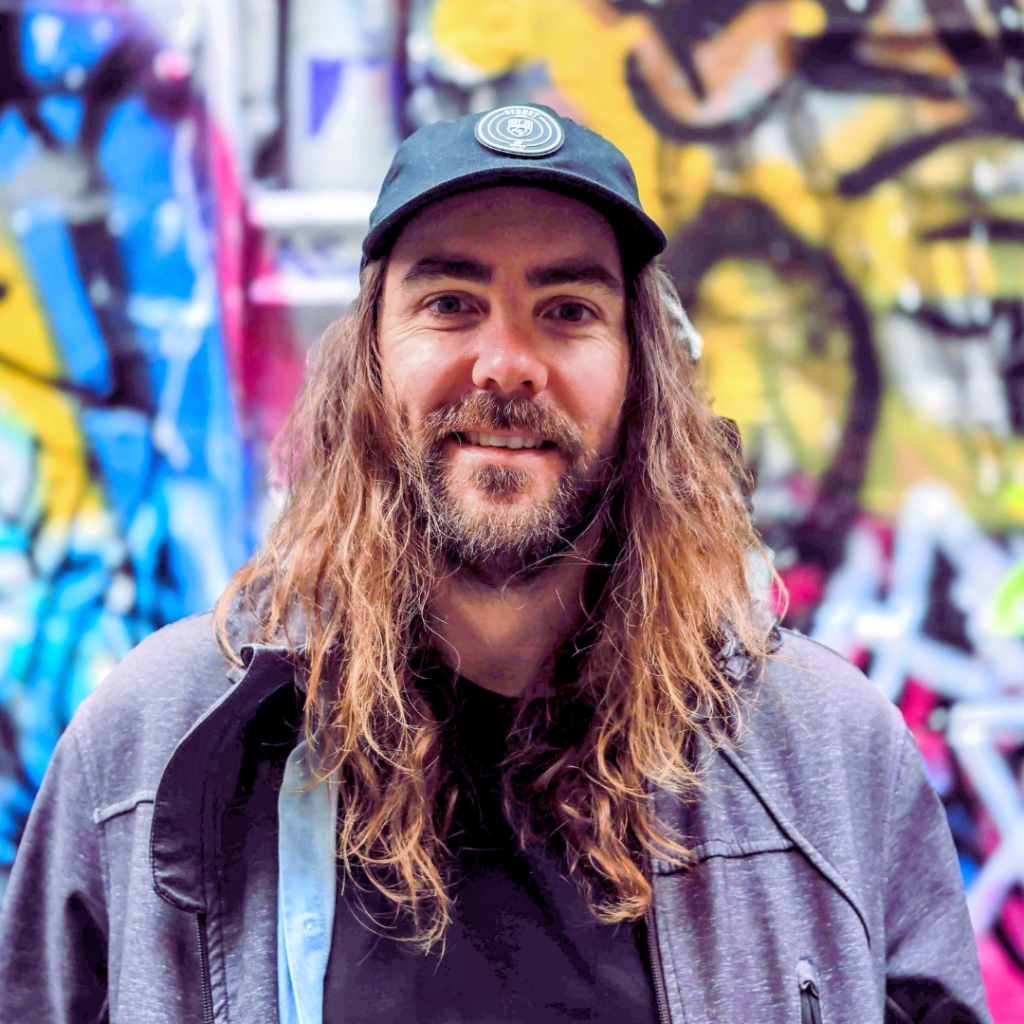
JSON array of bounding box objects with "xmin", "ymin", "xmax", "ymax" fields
[{"xmin": 362, "ymin": 104, "xmax": 667, "ymax": 271}]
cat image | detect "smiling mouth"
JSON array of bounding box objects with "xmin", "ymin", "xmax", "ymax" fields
[{"xmin": 452, "ymin": 431, "xmax": 557, "ymax": 451}]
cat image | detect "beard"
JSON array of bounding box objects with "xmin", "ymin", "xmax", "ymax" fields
[{"xmin": 408, "ymin": 392, "xmax": 615, "ymax": 587}]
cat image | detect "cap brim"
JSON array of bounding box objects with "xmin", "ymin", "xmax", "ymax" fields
[{"xmin": 362, "ymin": 165, "xmax": 667, "ymax": 270}]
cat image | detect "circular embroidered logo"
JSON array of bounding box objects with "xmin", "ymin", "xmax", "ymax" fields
[{"xmin": 474, "ymin": 106, "xmax": 565, "ymax": 158}]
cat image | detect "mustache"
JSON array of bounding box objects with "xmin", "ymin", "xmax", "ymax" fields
[{"xmin": 420, "ymin": 393, "xmax": 586, "ymax": 462}]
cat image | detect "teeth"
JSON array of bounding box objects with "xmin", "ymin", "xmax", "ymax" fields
[{"xmin": 461, "ymin": 432, "xmax": 545, "ymax": 449}]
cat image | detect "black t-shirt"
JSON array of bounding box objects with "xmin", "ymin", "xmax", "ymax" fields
[{"xmin": 323, "ymin": 677, "xmax": 658, "ymax": 1023}]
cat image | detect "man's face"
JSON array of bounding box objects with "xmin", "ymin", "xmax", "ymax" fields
[{"xmin": 378, "ymin": 186, "xmax": 629, "ymax": 582}]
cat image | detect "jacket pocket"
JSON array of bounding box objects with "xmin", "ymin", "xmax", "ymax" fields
[{"xmin": 798, "ymin": 958, "xmax": 822, "ymax": 1024}]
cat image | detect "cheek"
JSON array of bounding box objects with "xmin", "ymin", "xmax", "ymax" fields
[
  {"xmin": 379, "ymin": 328, "xmax": 463, "ymax": 418},
  {"xmin": 561, "ymin": 344, "xmax": 630, "ymax": 443}
]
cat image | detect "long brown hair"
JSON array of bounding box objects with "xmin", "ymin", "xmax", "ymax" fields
[{"xmin": 215, "ymin": 256, "xmax": 775, "ymax": 951}]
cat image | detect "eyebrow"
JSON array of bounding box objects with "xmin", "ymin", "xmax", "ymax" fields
[
  {"xmin": 403, "ymin": 255, "xmax": 492, "ymax": 285},
  {"xmin": 401, "ymin": 253, "xmax": 623, "ymax": 294},
  {"xmin": 525, "ymin": 259, "xmax": 623, "ymax": 295}
]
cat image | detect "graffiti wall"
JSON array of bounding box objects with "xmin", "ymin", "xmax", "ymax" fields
[
  {"xmin": 408, "ymin": 0, "xmax": 1024, "ymax": 1017},
  {"xmin": 2, "ymin": 0, "xmax": 1023, "ymax": 1017},
  {"xmin": 0, "ymin": 0, "xmax": 250, "ymax": 885}
]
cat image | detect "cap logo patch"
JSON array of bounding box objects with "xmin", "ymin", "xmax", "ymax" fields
[{"xmin": 474, "ymin": 105, "xmax": 565, "ymax": 158}]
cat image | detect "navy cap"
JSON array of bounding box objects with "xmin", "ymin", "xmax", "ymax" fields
[{"xmin": 363, "ymin": 104, "xmax": 667, "ymax": 270}]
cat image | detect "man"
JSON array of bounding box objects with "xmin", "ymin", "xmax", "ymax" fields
[{"xmin": 0, "ymin": 105, "xmax": 989, "ymax": 1023}]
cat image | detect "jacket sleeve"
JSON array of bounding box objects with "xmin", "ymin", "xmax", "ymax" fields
[
  {"xmin": 0, "ymin": 716, "xmax": 109, "ymax": 1023},
  {"xmin": 883, "ymin": 723, "xmax": 992, "ymax": 1024}
]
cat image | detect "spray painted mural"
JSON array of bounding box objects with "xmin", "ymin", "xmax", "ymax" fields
[
  {"xmin": 2, "ymin": 0, "xmax": 1023, "ymax": 1016},
  {"xmin": 0, "ymin": 1, "xmax": 249, "ymax": 887},
  {"xmin": 408, "ymin": 0, "xmax": 1024, "ymax": 1017}
]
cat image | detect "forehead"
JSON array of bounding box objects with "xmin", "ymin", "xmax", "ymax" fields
[{"xmin": 388, "ymin": 186, "xmax": 622, "ymax": 269}]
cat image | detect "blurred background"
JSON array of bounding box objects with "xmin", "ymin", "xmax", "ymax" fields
[{"xmin": 0, "ymin": 0, "xmax": 1023, "ymax": 1015}]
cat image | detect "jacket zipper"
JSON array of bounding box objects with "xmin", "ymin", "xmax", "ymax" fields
[
  {"xmin": 197, "ymin": 913, "xmax": 215, "ymax": 1024},
  {"xmin": 645, "ymin": 906, "xmax": 671, "ymax": 1024},
  {"xmin": 798, "ymin": 958, "xmax": 822, "ymax": 1024}
]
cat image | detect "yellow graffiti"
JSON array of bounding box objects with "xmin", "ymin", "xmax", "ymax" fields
[
  {"xmin": 0, "ymin": 230, "xmax": 103, "ymax": 528},
  {"xmin": 695, "ymin": 260, "xmax": 852, "ymax": 479},
  {"xmin": 863, "ymin": 398, "xmax": 1024, "ymax": 528},
  {"xmin": 431, "ymin": 0, "xmax": 826, "ymax": 228},
  {"xmin": 429, "ymin": 0, "xmax": 1024, "ymax": 528}
]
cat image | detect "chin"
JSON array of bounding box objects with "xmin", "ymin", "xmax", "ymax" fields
[
  {"xmin": 463, "ymin": 485, "xmax": 554, "ymax": 512},
  {"xmin": 458, "ymin": 496, "xmax": 543, "ymax": 528}
]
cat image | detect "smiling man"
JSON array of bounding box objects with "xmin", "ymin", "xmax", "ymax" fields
[
  {"xmin": 385, "ymin": 189, "xmax": 626, "ymax": 577},
  {"xmin": 0, "ymin": 106, "xmax": 990, "ymax": 1024},
  {"xmin": 380, "ymin": 185, "xmax": 633, "ymax": 694}
]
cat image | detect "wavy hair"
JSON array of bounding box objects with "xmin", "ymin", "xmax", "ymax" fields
[{"xmin": 215, "ymin": 256, "xmax": 775, "ymax": 951}]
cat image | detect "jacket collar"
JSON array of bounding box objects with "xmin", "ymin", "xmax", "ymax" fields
[
  {"xmin": 150, "ymin": 619, "xmax": 798, "ymax": 922},
  {"xmin": 151, "ymin": 643, "xmax": 296, "ymax": 912}
]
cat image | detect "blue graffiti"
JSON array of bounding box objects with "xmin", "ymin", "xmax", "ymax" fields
[{"xmin": 0, "ymin": 3, "xmax": 251, "ymax": 882}]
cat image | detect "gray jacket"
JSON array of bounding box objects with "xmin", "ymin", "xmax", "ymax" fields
[{"xmin": 0, "ymin": 611, "xmax": 990, "ymax": 1024}]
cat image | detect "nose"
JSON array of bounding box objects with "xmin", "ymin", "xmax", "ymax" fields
[{"xmin": 470, "ymin": 311, "xmax": 549, "ymax": 397}]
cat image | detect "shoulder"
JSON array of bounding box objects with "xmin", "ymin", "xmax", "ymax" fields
[
  {"xmin": 78, "ymin": 610, "xmax": 232, "ymax": 726},
  {"xmin": 744, "ymin": 628, "xmax": 905, "ymax": 757},
  {"xmin": 65, "ymin": 611, "xmax": 235, "ymax": 810},
  {"xmin": 731, "ymin": 629, "xmax": 911, "ymax": 837}
]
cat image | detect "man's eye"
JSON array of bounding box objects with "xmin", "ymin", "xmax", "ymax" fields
[
  {"xmin": 428, "ymin": 295, "xmax": 472, "ymax": 315},
  {"xmin": 548, "ymin": 302, "xmax": 594, "ymax": 323}
]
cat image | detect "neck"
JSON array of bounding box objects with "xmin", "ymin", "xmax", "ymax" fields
[{"xmin": 428, "ymin": 532, "xmax": 600, "ymax": 698}]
